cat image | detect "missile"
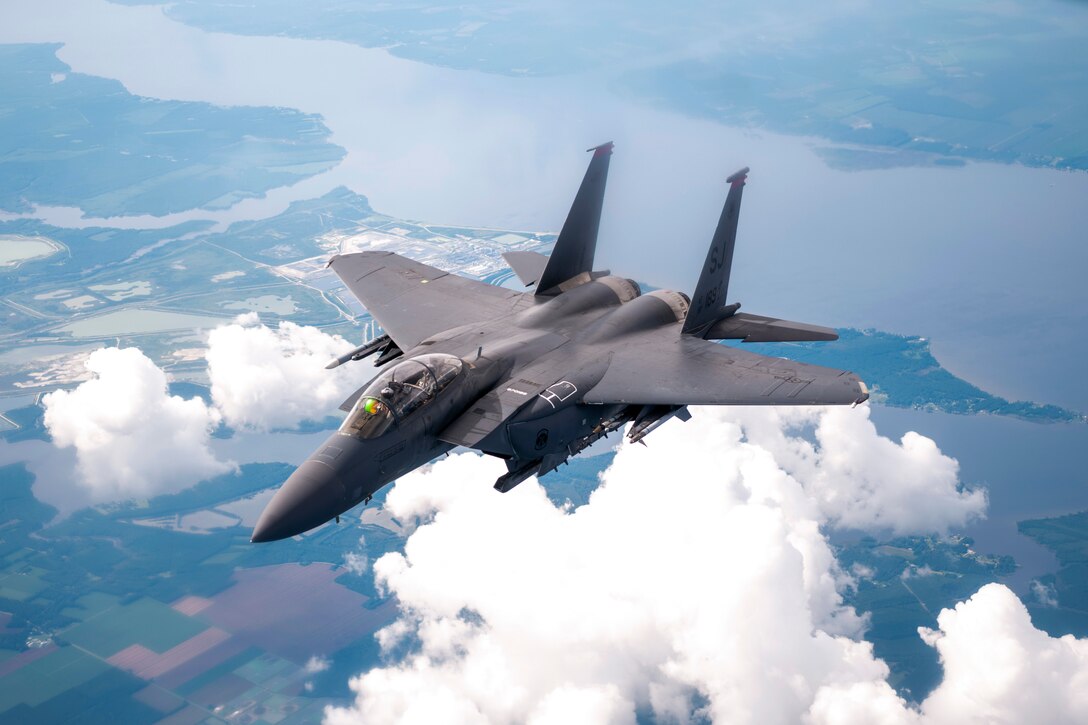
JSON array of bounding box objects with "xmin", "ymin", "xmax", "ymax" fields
[
  {"xmin": 325, "ymin": 334, "xmax": 392, "ymax": 369},
  {"xmin": 627, "ymin": 404, "xmax": 691, "ymax": 444}
]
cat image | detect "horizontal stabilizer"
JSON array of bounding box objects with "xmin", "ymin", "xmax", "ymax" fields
[
  {"xmin": 705, "ymin": 312, "xmax": 838, "ymax": 343},
  {"xmin": 502, "ymin": 251, "xmax": 550, "ymax": 287}
]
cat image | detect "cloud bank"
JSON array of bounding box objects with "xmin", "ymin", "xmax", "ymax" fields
[
  {"xmin": 205, "ymin": 313, "xmax": 360, "ymax": 431},
  {"xmin": 325, "ymin": 407, "xmax": 1083, "ymax": 725},
  {"xmin": 42, "ymin": 346, "xmax": 233, "ymax": 500},
  {"xmin": 809, "ymin": 583, "xmax": 1088, "ymax": 724},
  {"xmin": 40, "ymin": 316, "xmax": 366, "ymax": 503},
  {"xmin": 726, "ymin": 406, "xmax": 986, "ymax": 535},
  {"xmin": 915, "ymin": 583, "xmax": 1088, "ymax": 723}
]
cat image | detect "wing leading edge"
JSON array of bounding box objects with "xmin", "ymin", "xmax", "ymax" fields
[
  {"xmin": 583, "ymin": 330, "xmax": 868, "ymax": 406},
  {"xmin": 329, "ymin": 251, "xmax": 522, "ymax": 351}
]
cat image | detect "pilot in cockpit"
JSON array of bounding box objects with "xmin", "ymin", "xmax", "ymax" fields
[{"xmin": 340, "ymin": 354, "xmax": 463, "ymax": 440}]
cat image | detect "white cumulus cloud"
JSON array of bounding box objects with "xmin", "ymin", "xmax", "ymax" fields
[
  {"xmin": 325, "ymin": 406, "xmax": 1087, "ymax": 725},
  {"xmin": 814, "ymin": 584, "xmax": 1088, "ymax": 725},
  {"xmin": 343, "ymin": 534, "xmax": 369, "ymax": 576},
  {"xmin": 326, "ymin": 409, "xmax": 887, "ymax": 724},
  {"xmin": 724, "ymin": 406, "xmax": 986, "ymax": 535},
  {"xmin": 40, "ymin": 315, "xmax": 368, "ymax": 504},
  {"xmin": 920, "ymin": 583, "xmax": 1088, "ymax": 723},
  {"xmin": 1031, "ymin": 579, "xmax": 1058, "ymax": 608},
  {"xmin": 306, "ymin": 655, "xmax": 332, "ymax": 674},
  {"xmin": 43, "ymin": 347, "xmax": 233, "ymax": 500},
  {"xmin": 205, "ymin": 313, "xmax": 361, "ymax": 431}
]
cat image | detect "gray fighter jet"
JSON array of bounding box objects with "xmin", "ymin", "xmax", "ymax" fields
[{"xmin": 251, "ymin": 143, "xmax": 869, "ymax": 543}]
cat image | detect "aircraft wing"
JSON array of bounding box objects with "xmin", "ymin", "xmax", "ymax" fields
[
  {"xmin": 329, "ymin": 251, "xmax": 523, "ymax": 350},
  {"xmin": 583, "ymin": 330, "xmax": 868, "ymax": 406}
]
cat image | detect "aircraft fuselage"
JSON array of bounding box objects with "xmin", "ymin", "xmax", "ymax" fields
[
  {"xmin": 252, "ymin": 276, "xmax": 665, "ymax": 542},
  {"xmin": 250, "ymin": 146, "xmax": 869, "ymax": 544}
]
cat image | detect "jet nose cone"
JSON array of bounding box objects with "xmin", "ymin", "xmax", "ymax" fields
[{"xmin": 251, "ymin": 460, "xmax": 346, "ymax": 543}]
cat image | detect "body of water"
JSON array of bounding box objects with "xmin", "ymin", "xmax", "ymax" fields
[
  {"xmin": 0, "ymin": 235, "xmax": 58, "ymax": 266},
  {"xmin": 3, "ymin": 0, "xmax": 1085, "ymax": 411},
  {"xmin": 869, "ymin": 406, "xmax": 1088, "ymax": 590}
]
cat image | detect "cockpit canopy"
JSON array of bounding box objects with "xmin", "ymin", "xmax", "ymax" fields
[{"xmin": 340, "ymin": 353, "xmax": 463, "ymax": 439}]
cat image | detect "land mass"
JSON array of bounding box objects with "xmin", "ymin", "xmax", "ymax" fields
[
  {"xmin": 0, "ymin": 461, "xmax": 394, "ymax": 721},
  {"xmin": 112, "ymin": 0, "xmax": 1088, "ymax": 172},
  {"xmin": 1018, "ymin": 511, "xmax": 1088, "ymax": 638},
  {"xmin": 0, "ymin": 43, "xmax": 344, "ymax": 218}
]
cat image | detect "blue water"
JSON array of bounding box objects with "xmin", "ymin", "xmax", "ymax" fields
[{"xmin": 869, "ymin": 406, "xmax": 1088, "ymax": 590}]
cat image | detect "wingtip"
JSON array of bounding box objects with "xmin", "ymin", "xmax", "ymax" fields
[{"xmin": 852, "ymin": 379, "xmax": 870, "ymax": 407}]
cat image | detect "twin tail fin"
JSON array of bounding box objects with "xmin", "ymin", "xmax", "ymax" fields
[
  {"xmin": 682, "ymin": 167, "xmax": 748, "ymax": 336},
  {"xmin": 535, "ymin": 142, "xmax": 614, "ymax": 295}
]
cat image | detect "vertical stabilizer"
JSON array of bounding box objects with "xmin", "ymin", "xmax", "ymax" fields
[
  {"xmin": 682, "ymin": 167, "xmax": 749, "ymax": 335},
  {"xmin": 536, "ymin": 142, "xmax": 613, "ymax": 295}
]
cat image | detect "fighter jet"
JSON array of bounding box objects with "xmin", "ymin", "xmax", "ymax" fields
[{"xmin": 251, "ymin": 143, "xmax": 869, "ymax": 543}]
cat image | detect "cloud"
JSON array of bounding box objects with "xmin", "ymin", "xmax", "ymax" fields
[
  {"xmin": 527, "ymin": 685, "xmax": 634, "ymax": 725},
  {"xmin": 205, "ymin": 313, "xmax": 361, "ymax": 431},
  {"xmin": 306, "ymin": 655, "xmax": 332, "ymax": 674},
  {"xmin": 1031, "ymin": 580, "xmax": 1058, "ymax": 608},
  {"xmin": 813, "ymin": 584, "xmax": 1088, "ymax": 724},
  {"xmin": 724, "ymin": 405, "xmax": 986, "ymax": 535},
  {"xmin": 918, "ymin": 584, "xmax": 1088, "ymax": 723},
  {"xmin": 40, "ymin": 315, "xmax": 366, "ymax": 504},
  {"xmin": 326, "ymin": 409, "xmax": 884, "ymax": 724},
  {"xmin": 42, "ymin": 347, "xmax": 233, "ymax": 500},
  {"xmin": 343, "ymin": 534, "xmax": 369, "ymax": 576},
  {"xmin": 326, "ymin": 407, "xmax": 1086, "ymax": 724}
]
